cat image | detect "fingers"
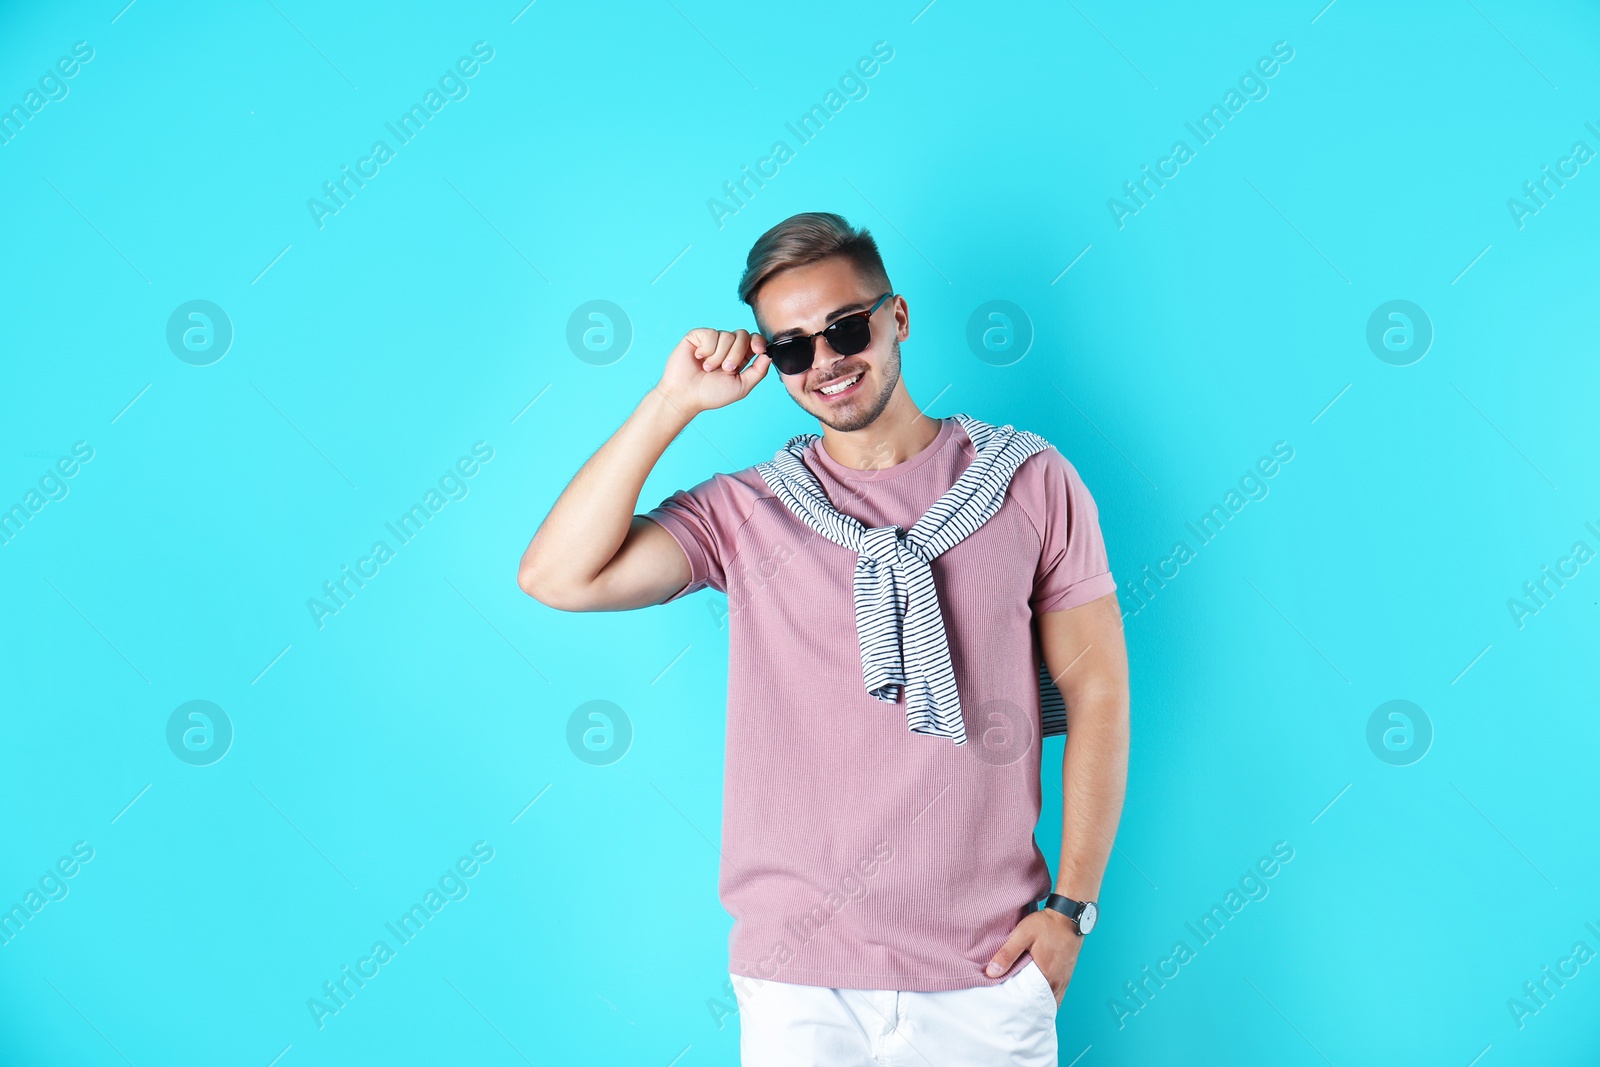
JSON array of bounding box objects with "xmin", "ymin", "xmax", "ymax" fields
[
  {"xmin": 703, "ymin": 330, "xmax": 733, "ymax": 370},
  {"xmin": 739, "ymin": 350, "xmax": 772, "ymax": 389},
  {"xmin": 711, "ymin": 331, "xmax": 755, "ymax": 372},
  {"xmin": 986, "ymin": 925, "xmax": 1034, "ymax": 977},
  {"xmin": 679, "ymin": 329, "xmax": 762, "ymax": 375},
  {"xmin": 729, "ymin": 330, "xmax": 761, "ymax": 371},
  {"xmin": 683, "ymin": 327, "xmax": 720, "ymax": 359}
]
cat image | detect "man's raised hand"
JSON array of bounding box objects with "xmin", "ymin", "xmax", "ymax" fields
[{"xmin": 655, "ymin": 328, "xmax": 771, "ymax": 418}]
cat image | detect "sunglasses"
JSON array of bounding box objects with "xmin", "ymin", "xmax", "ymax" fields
[{"xmin": 763, "ymin": 292, "xmax": 893, "ymax": 376}]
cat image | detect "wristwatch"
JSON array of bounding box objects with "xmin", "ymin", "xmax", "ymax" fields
[{"xmin": 1041, "ymin": 893, "xmax": 1098, "ymax": 936}]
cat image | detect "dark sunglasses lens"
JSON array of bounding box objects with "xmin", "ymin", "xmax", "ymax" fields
[
  {"xmin": 825, "ymin": 315, "xmax": 872, "ymax": 355},
  {"xmin": 768, "ymin": 339, "xmax": 814, "ymax": 375}
]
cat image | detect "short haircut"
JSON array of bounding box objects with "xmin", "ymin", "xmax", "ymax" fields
[{"xmin": 737, "ymin": 211, "xmax": 892, "ymax": 308}]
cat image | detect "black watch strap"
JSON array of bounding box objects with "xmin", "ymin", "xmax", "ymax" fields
[{"xmin": 1041, "ymin": 893, "xmax": 1097, "ymax": 935}]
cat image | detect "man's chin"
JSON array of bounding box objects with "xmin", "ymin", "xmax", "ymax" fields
[{"xmin": 813, "ymin": 402, "xmax": 881, "ymax": 434}]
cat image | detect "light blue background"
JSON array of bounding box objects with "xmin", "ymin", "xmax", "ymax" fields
[{"xmin": 2, "ymin": 0, "xmax": 1597, "ymax": 1064}]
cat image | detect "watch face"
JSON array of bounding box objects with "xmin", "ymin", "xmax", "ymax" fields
[{"xmin": 1078, "ymin": 902, "xmax": 1098, "ymax": 934}]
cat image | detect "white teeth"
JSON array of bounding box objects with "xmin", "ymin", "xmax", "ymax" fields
[{"xmin": 820, "ymin": 373, "xmax": 861, "ymax": 395}]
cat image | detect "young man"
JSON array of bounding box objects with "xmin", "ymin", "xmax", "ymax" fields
[{"xmin": 518, "ymin": 212, "xmax": 1129, "ymax": 1066}]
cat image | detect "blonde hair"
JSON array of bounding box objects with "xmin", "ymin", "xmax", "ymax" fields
[{"xmin": 737, "ymin": 211, "xmax": 892, "ymax": 307}]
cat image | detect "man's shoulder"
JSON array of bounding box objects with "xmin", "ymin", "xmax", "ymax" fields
[
  {"xmin": 722, "ymin": 460, "xmax": 784, "ymax": 492},
  {"xmin": 999, "ymin": 426, "xmax": 1094, "ymax": 536},
  {"xmin": 959, "ymin": 416, "xmax": 1070, "ymax": 475},
  {"xmin": 665, "ymin": 461, "xmax": 780, "ymax": 512}
]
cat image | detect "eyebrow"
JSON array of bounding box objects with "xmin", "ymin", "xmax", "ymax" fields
[{"xmin": 767, "ymin": 300, "xmax": 874, "ymax": 343}]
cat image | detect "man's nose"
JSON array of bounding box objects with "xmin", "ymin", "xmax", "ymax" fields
[{"xmin": 811, "ymin": 334, "xmax": 846, "ymax": 371}]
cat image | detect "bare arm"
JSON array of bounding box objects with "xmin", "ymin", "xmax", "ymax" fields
[
  {"xmin": 516, "ymin": 387, "xmax": 693, "ymax": 611},
  {"xmin": 1040, "ymin": 591, "xmax": 1130, "ymax": 909},
  {"xmin": 516, "ymin": 328, "xmax": 769, "ymax": 612},
  {"xmin": 985, "ymin": 590, "xmax": 1129, "ymax": 1000}
]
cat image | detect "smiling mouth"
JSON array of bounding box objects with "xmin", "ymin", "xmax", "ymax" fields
[{"xmin": 816, "ymin": 371, "xmax": 864, "ymax": 397}]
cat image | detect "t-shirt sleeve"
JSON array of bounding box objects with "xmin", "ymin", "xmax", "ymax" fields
[
  {"xmin": 1024, "ymin": 446, "xmax": 1117, "ymax": 615},
  {"xmin": 641, "ymin": 471, "xmax": 747, "ymax": 604}
]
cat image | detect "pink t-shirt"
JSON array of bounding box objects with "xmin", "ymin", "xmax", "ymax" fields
[{"xmin": 643, "ymin": 415, "xmax": 1116, "ymax": 991}]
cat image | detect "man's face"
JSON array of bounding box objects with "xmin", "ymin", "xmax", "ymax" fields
[{"xmin": 752, "ymin": 256, "xmax": 907, "ymax": 433}]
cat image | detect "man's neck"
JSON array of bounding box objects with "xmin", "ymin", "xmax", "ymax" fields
[{"xmin": 818, "ymin": 396, "xmax": 942, "ymax": 473}]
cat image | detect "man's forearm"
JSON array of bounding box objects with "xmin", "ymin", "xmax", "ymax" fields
[
  {"xmin": 517, "ymin": 387, "xmax": 693, "ymax": 594},
  {"xmin": 1053, "ymin": 693, "xmax": 1129, "ymax": 901}
]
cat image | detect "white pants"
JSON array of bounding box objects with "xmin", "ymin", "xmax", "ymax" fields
[{"xmin": 731, "ymin": 960, "xmax": 1059, "ymax": 1066}]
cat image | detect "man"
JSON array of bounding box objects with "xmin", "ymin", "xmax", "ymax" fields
[{"xmin": 518, "ymin": 212, "xmax": 1128, "ymax": 1066}]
